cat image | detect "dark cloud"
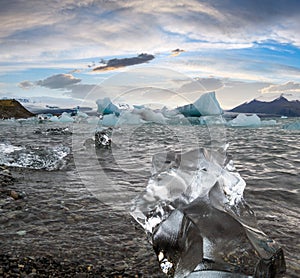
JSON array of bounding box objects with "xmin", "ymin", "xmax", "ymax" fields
[
  {"xmin": 171, "ymin": 49, "xmax": 185, "ymax": 56},
  {"xmin": 18, "ymin": 80, "xmax": 34, "ymax": 89},
  {"xmin": 93, "ymin": 53, "xmax": 155, "ymax": 72},
  {"xmin": 37, "ymin": 74, "xmax": 81, "ymax": 89}
]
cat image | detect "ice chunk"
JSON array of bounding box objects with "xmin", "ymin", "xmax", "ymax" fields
[
  {"xmin": 177, "ymin": 92, "xmax": 223, "ymax": 117},
  {"xmin": 283, "ymin": 121, "xmax": 300, "ymax": 130},
  {"xmin": 85, "ymin": 116, "xmax": 100, "ymax": 125},
  {"xmin": 101, "ymin": 114, "xmax": 118, "ymax": 126},
  {"xmin": 49, "ymin": 115, "xmax": 60, "ymax": 122},
  {"xmin": 0, "ymin": 142, "xmax": 69, "ymax": 170},
  {"xmin": 76, "ymin": 111, "xmax": 89, "ymax": 119},
  {"xmin": 132, "ymin": 108, "xmax": 166, "ymax": 124},
  {"xmin": 59, "ymin": 112, "xmax": 75, "ymax": 122},
  {"xmin": 261, "ymin": 119, "xmax": 277, "ymax": 126},
  {"xmin": 96, "ymin": 97, "xmax": 120, "ymax": 115},
  {"xmin": 94, "ymin": 128, "xmax": 112, "ymax": 148},
  {"xmin": 228, "ymin": 114, "xmax": 261, "ymax": 127},
  {"xmin": 131, "ymin": 148, "xmax": 286, "ymax": 277},
  {"xmin": 193, "ymin": 92, "xmax": 223, "ymax": 116},
  {"xmin": 118, "ymin": 111, "xmax": 142, "ymax": 125}
]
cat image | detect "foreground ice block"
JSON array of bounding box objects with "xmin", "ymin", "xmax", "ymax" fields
[{"xmin": 131, "ymin": 148, "xmax": 286, "ymax": 278}]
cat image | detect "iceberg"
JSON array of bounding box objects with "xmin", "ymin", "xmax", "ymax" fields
[
  {"xmin": 177, "ymin": 92, "xmax": 223, "ymax": 117},
  {"xmin": 76, "ymin": 111, "xmax": 89, "ymax": 119},
  {"xmin": 101, "ymin": 114, "xmax": 119, "ymax": 126},
  {"xmin": 49, "ymin": 112, "xmax": 74, "ymax": 123},
  {"xmin": 282, "ymin": 121, "xmax": 300, "ymax": 130},
  {"xmin": 96, "ymin": 97, "xmax": 120, "ymax": 115},
  {"xmin": 59, "ymin": 112, "xmax": 75, "ymax": 122},
  {"xmin": 228, "ymin": 114, "xmax": 261, "ymax": 127},
  {"xmin": 132, "ymin": 107, "xmax": 166, "ymax": 124},
  {"xmin": 193, "ymin": 92, "xmax": 223, "ymax": 116},
  {"xmin": 131, "ymin": 148, "xmax": 286, "ymax": 277},
  {"xmin": 261, "ymin": 119, "xmax": 277, "ymax": 126},
  {"xmin": 117, "ymin": 111, "xmax": 142, "ymax": 125}
]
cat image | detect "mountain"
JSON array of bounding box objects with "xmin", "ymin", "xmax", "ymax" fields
[
  {"xmin": 230, "ymin": 96, "xmax": 300, "ymax": 117},
  {"xmin": 0, "ymin": 99, "xmax": 35, "ymax": 119}
]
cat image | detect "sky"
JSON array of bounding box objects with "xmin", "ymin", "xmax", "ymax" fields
[{"xmin": 1, "ymin": 0, "xmax": 300, "ymax": 109}]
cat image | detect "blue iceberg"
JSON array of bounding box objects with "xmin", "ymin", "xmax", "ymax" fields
[{"xmin": 177, "ymin": 92, "xmax": 223, "ymax": 117}]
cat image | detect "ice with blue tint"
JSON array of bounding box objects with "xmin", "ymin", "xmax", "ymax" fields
[
  {"xmin": 96, "ymin": 97, "xmax": 120, "ymax": 115},
  {"xmin": 283, "ymin": 121, "xmax": 300, "ymax": 130},
  {"xmin": 193, "ymin": 92, "xmax": 223, "ymax": 116},
  {"xmin": 177, "ymin": 92, "xmax": 223, "ymax": 117}
]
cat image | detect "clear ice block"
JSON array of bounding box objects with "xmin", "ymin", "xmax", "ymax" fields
[{"xmin": 131, "ymin": 148, "xmax": 286, "ymax": 277}]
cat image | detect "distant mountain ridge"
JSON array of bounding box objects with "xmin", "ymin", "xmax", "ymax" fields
[
  {"xmin": 0, "ymin": 99, "xmax": 35, "ymax": 119},
  {"xmin": 230, "ymin": 96, "xmax": 300, "ymax": 117}
]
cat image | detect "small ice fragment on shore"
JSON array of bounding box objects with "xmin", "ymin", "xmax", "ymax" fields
[{"xmin": 16, "ymin": 230, "xmax": 26, "ymax": 236}]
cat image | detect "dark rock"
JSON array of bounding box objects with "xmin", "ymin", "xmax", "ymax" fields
[{"xmin": 0, "ymin": 99, "xmax": 35, "ymax": 119}]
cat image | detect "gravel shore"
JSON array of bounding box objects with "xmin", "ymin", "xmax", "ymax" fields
[{"xmin": 0, "ymin": 166, "xmax": 163, "ymax": 277}]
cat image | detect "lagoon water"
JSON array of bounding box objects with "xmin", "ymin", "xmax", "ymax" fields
[{"xmin": 0, "ymin": 118, "xmax": 299, "ymax": 277}]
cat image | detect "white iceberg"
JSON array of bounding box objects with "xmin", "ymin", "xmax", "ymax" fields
[
  {"xmin": 193, "ymin": 92, "xmax": 223, "ymax": 116},
  {"xmin": 117, "ymin": 111, "xmax": 142, "ymax": 125},
  {"xmin": 59, "ymin": 112, "xmax": 75, "ymax": 123},
  {"xmin": 49, "ymin": 115, "xmax": 60, "ymax": 122},
  {"xmin": 228, "ymin": 113, "xmax": 261, "ymax": 127},
  {"xmin": 132, "ymin": 108, "xmax": 166, "ymax": 124}
]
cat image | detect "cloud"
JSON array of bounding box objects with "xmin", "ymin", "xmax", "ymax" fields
[
  {"xmin": 261, "ymin": 81, "xmax": 300, "ymax": 94},
  {"xmin": 171, "ymin": 49, "xmax": 185, "ymax": 57},
  {"xmin": 1, "ymin": 0, "xmax": 300, "ymax": 65},
  {"xmin": 93, "ymin": 54, "xmax": 155, "ymax": 72},
  {"xmin": 215, "ymin": 80, "xmax": 271, "ymax": 109},
  {"xmin": 177, "ymin": 77, "xmax": 224, "ymax": 94},
  {"xmin": 36, "ymin": 74, "xmax": 81, "ymax": 89},
  {"xmin": 18, "ymin": 81, "xmax": 34, "ymax": 90}
]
